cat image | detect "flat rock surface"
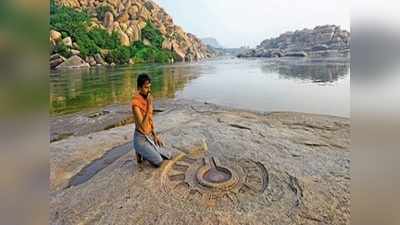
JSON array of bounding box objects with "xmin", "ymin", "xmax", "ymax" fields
[
  {"xmin": 50, "ymin": 103, "xmax": 166, "ymax": 142},
  {"xmin": 50, "ymin": 99, "xmax": 350, "ymax": 225}
]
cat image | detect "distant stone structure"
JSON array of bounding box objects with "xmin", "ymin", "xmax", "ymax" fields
[{"xmin": 238, "ymin": 25, "xmax": 350, "ymax": 58}]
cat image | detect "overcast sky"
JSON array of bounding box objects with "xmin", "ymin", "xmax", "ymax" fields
[{"xmin": 153, "ymin": 0, "xmax": 350, "ymax": 48}]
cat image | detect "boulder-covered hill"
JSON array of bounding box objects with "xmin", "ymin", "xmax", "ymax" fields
[
  {"xmin": 50, "ymin": 0, "xmax": 214, "ymax": 69},
  {"xmin": 239, "ymin": 25, "xmax": 350, "ymax": 58},
  {"xmin": 201, "ymin": 37, "xmax": 223, "ymax": 49}
]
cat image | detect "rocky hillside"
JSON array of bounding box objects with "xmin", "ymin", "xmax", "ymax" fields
[
  {"xmin": 239, "ymin": 25, "xmax": 350, "ymax": 58},
  {"xmin": 50, "ymin": 0, "xmax": 214, "ymax": 69},
  {"xmin": 201, "ymin": 37, "xmax": 223, "ymax": 49}
]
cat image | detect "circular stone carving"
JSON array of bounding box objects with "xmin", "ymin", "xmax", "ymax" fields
[
  {"xmin": 196, "ymin": 157, "xmax": 239, "ymax": 190},
  {"xmin": 201, "ymin": 167, "xmax": 232, "ymax": 183},
  {"xmin": 160, "ymin": 150, "xmax": 269, "ymax": 209}
]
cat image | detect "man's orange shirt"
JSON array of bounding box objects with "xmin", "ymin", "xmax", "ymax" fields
[{"xmin": 131, "ymin": 93, "xmax": 153, "ymax": 135}]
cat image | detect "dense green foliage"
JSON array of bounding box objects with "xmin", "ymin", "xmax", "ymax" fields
[
  {"xmin": 130, "ymin": 42, "xmax": 173, "ymax": 64},
  {"xmin": 141, "ymin": 22, "xmax": 164, "ymax": 48},
  {"xmin": 103, "ymin": 42, "xmax": 174, "ymax": 64},
  {"xmin": 135, "ymin": 23, "xmax": 173, "ymax": 63},
  {"xmin": 88, "ymin": 28, "xmax": 120, "ymax": 49},
  {"xmin": 105, "ymin": 46, "xmax": 131, "ymax": 64},
  {"xmin": 52, "ymin": 42, "xmax": 72, "ymax": 58},
  {"xmin": 50, "ymin": 0, "xmax": 175, "ymax": 64}
]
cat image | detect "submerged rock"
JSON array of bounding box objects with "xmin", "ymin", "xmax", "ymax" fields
[
  {"xmin": 50, "ymin": 53, "xmax": 66, "ymax": 69},
  {"xmin": 87, "ymin": 56, "xmax": 96, "ymax": 66},
  {"xmin": 56, "ymin": 55, "xmax": 90, "ymax": 69}
]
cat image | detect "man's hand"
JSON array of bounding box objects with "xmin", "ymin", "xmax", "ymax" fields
[
  {"xmin": 146, "ymin": 93, "xmax": 153, "ymax": 112},
  {"xmin": 153, "ymin": 135, "xmax": 164, "ymax": 147}
]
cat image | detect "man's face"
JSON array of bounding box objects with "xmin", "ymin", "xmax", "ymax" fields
[{"xmin": 139, "ymin": 81, "xmax": 151, "ymax": 96}]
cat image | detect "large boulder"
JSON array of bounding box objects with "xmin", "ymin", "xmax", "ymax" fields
[
  {"xmin": 123, "ymin": 0, "xmax": 132, "ymax": 8},
  {"xmin": 72, "ymin": 42, "xmax": 80, "ymax": 50},
  {"xmin": 50, "ymin": 54, "xmax": 66, "ymax": 69},
  {"xmin": 143, "ymin": 38, "xmax": 151, "ymax": 46},
  {"xmin": 87, "ymin": 56, "xmax": 97, "ymax": 66},
  {"xmin": 138, "ymin": 7, "xmax": 151, "ymax": 20},
  {"xmin": 174, "ymin": 50, "xmax": 185, "ymax": 62},
  {"xmin": 106, "ymin": 0, "xmax": 119, "ymax": 8},
  {"xmin": 103, "ymin": 11, "xmax": 114, "ymax": 28},
  {"xmin": 155, "ymin": 23, "xmax": 167, "ymax": 35},
  {"xmin": 112, "ymin": 21, "xmax": 121, "ymax": 31},
  {"xmin": 137, "ymin": 20, "xmax": 147, "ymax": 30},
  {"xmin": 62, "ymin": 37, "xmax": 73, "ymax": 47},
  {"xmin": 56, "ymin": 55, "xmax": 90, "ymax": 69},
  {"xmin": 162, "ymin": 39, "xmax": 172, "ymax": 50},
  {"xmin": 100, "ymin": 49, "xmax": 110, "ymax": 57},
  {"xmin": 126, "ymin": 25, "xmax": 141, "ymax": 42},
  {"xmin": 94, "ymin": 53, "xmax": 106, "ymax": 65},
  {"xmin": 120, "ymin": 22, "xmax": 128, "ymax": 32},
  {"xmin": 127, "ymin": 5, "xmax": 140, "ymax": 19},
  {"xmin": 171, "ymin": 42, "xmax": 185, "ymax": 61},
  {"xmin": 118, "ymin": 31, "xmax": 130, "ymax": 46},
  {"xmin": 116, "ymin": 12, "xmax": 129, "ymax": 23},
  {"xmin": 50, "ymin": 30, "xmax": 62, "ymax": 44},
  {"xmin": 70, "ymin": 49, "xmax": 80, "ymax": 55},
  {"xmin": 117, "ymin": 3, "xmax": 125, "ymax": 15}
]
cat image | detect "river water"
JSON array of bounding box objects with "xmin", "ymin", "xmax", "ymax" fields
[{"xmin": 50, "ymin": 57, "xmax": 350, "ymax": 117}]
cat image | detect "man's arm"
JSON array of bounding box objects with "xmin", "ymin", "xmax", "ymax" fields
[
  {"xmin": 150, "ymin": 117, "xmax": 157, "ymax": 137},
  {"xmin": 150, "ymin": 119, "xmax": 164, "ymax": 146},
  {"xmin": 132, "ymin": 106, "xmax": 151, "ymax": 132}
]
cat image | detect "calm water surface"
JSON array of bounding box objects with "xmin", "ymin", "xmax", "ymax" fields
[{"xmin": 50, "ymin": 57, "xmax": 350, "ymax": 117}]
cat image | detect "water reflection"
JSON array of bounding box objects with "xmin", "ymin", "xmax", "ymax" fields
[
  {"xmin": 49, "ymin": 65, "xmax": 199, "ymax": 115},
  {"xmin": 50, "ymin": 58, "xmax": 350, "ymax": 117},
  {"xmin": 261, "ymin": 60, "xmax": 350, "ymax": 83}
]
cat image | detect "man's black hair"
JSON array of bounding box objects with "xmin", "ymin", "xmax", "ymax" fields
[{"xmin": 137, "ymin": 73, "xmax": 151, "ymax": 88}]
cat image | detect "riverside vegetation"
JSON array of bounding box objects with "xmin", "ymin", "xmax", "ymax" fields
[{"xmin": 49, "ymin": 0, "xmax": 213, "ymax": 69}]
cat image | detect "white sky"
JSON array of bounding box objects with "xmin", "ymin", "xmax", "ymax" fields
[{"xmin": 153, "ymin": 0, "xmax": 350, "ymax": 48}]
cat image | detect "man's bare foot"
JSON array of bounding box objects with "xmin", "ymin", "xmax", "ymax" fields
[{"xmin": 136, "ymin": 152, "xmax": 143, "ymax": 164}]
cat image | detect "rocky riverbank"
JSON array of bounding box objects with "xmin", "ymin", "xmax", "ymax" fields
[
  {"xmin": 50, "ymin": 99, "xmax": 350, "ymax": 225},
  {"xmin": 239, "ymin": 25, "xmax": 350, "ymax": 58},
  {"xmin": 50, "ymin": 0, "xmax": 214, "ymax": 69}
]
